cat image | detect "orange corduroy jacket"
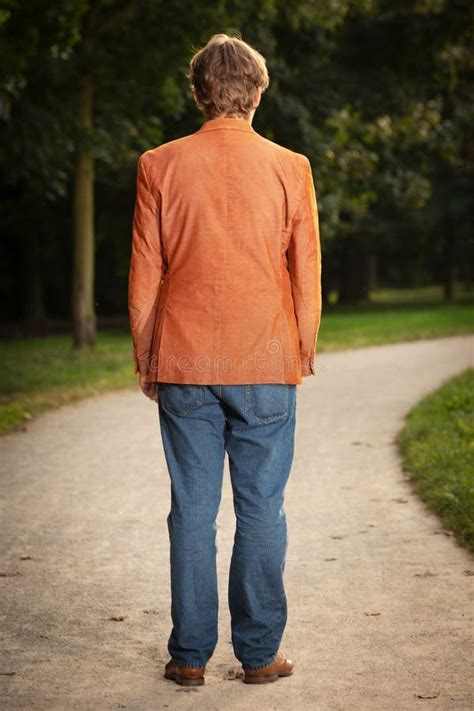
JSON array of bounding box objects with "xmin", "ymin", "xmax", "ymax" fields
[{"xmin": 128, "ymin": 115, "xmax": 322, "ymax": 385}]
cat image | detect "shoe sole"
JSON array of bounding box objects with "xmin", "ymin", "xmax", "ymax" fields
[
  {"xmin": 243, "ymin": 669, "xmax": 294, "ymax": 684},
  {"xmin": 164, "ymin": 672, "xmax": 205, "ymax": 686}
]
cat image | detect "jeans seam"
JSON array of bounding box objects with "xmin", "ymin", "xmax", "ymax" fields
[
  {"xmin": 243, "ymin": 651, "xmax": 279, "ymax": 671},
  {"xmin": 171, "ymin": 659, "xmax": 206, "ymax": 669}
]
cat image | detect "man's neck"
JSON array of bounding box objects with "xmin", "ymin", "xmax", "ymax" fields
[{"xmin": 206, "ymin": 111, "xmax": 255, "ymax": 125}]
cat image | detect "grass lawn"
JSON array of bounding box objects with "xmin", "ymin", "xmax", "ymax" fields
[
  {"xmin": 0, "ymin": 286, "xmax": 473, "ymax": 435},
  {"xmin": 397, "ymin": 368, "xmax": 474, "ymax": 554},
  {"xmin": 320, "ymin": 300, "xmax": 473, "ymax": 351},
  {"xmin": 0, "ymin": 331, "xmax": 135, "ymax": 436}
]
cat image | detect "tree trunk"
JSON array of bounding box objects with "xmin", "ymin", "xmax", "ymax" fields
[
  {"xmin": 22, "ymin": 230, "xmax": 47, "ymax": 333},
  {"xmin": 338, "ymin": 236, "xmax": 371, "ymax": 305},
  {"xmin": 442, "ymin": 221, "xmax": 456, "ymax": 302},
  {"xmin": 367, "ymin": 253, "xmax": 377, "ymax": 291},
  {"xmin": 443, "ymin": 266, "xmax": 456, "ymax": 302},
  {"xmin": 72, "ymin": 73, "xmax": 96, "ymax": 347},
  {"xmin": 442, "ymin": 244, "xmax": 457, "ymax": 302}
]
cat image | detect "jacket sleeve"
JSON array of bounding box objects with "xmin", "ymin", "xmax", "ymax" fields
[
  {"xmin": 128, "ymin": 154, "xmax": 164, "ymax": 380},
  {"xmin": 286, "ymin": 156, "xmax": 323, "ymax": 376}
]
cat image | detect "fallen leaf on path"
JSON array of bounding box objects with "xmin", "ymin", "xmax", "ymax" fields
[{"xmin": 414, "ymin": 571, "xmax": 438, "ymax": 577}]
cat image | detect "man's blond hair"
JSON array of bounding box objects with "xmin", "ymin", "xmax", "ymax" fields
[{"xmin": 187, "ymin": 32, "xmax": 270, "ymax": 119}]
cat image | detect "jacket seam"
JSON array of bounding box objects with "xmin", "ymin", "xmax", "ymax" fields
[
  {"xmin": 140, "ymin": 155, "xmax": 151, "ymax": 193},
  {"xmin": 291, "ymin": 156, "xmax": 310, "ymax": 225},
  {"xmin": 271, "ymin": 149, "xmax": 292, "ymax": 243},
  {"xmin": 139, "ymin": 153, "xmax": 168, "ymax": 268},
  {"xmin": 140, "ymin": 154, "xmax": 160, "ymax": 209},
  {"xmin": 307, "ymin": 310, "xmax": 322, "ymax": 372},
  {"xmin": 215, "ymin": 132, "xmax": 229, "ymax": 359}
]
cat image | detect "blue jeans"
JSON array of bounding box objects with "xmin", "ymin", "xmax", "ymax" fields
[{"xmin": 156, "ymin": 382, "xmax": 297, "ymax": 671}]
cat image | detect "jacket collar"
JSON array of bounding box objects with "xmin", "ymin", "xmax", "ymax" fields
[{"xmin": 195, "ymin": 116, "xmax": 255, "ymax": 134}]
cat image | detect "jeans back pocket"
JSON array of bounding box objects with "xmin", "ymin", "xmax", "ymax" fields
[
  {"xmin": 158, "ymin": 383, "xmax": 203, "ymax": 416},
  {"xmin": 245, "ymin": 383, "xmax": 292, "ymax": 423}
]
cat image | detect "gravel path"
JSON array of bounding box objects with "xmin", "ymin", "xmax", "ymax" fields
[{"xmin": 1, "ymin": 334, "xmax": 473, "ymax": 711}]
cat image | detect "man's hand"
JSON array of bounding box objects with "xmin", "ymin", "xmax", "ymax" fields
[{"xmin": 139, "ymin": 374, "xmax": 158, "ymax": 402}]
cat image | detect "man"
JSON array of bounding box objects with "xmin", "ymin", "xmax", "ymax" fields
[{"xmin": 128, "ymin": 32, "xmax": 322, "ymax": 686}]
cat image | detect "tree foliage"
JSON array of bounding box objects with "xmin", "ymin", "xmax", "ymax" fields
[{"xmin": 0, "ymin": 0, "xmax": 472, "ymax": 327}]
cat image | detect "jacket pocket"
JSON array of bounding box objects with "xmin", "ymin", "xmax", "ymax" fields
[
  {"xmin": 158, "ymin": 383, "xmax": 203, "ymax": 416},
  {"xmin": 245, "ymin": 384, "xmax": 292, "ymax": 423}
]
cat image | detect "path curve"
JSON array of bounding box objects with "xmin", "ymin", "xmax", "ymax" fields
[{"xmin": 1, "ymin": 334, "xmax": 473, "ymax": 710}]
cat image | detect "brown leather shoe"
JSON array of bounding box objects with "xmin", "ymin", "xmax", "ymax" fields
[
  {"xmin": 242, "ymin": 651, "xmax": 294, "ymax": 684},
  {"xmin": 164, "ymin": 659, "xmax": 205, "ymax": 686}
]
